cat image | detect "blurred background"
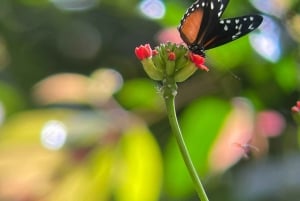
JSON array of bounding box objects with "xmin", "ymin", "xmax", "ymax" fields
[{"xmin": 0, "ymin": 0, "xmax": 299, "ymax": 201}]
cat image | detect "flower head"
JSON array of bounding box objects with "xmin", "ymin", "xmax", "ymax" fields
[
  {"xmin": 189, "ymin": 53, "xmax": 209, "ymax": 72},
  {"xmin": 135, "ymin": 44, "xmax": 152, "ymax": 60},
  {"xmin": 134, "ymin": 42, "xmax": 209, "ymax": 82}
]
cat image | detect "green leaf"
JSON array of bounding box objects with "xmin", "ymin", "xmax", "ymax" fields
[
  {"xmin": 0, "ymin": 81, "xmax": 26, "ymax": 115},
  {"xmin": 273, "ymin": 56, "xmax": 298, "ymax": 92},
  {"xmin": 160, "ymin": 1, "xmax": 185, "ymax": 26},
  {"xmin": 115, "ymin": 78, "xmax": 164, "ymax": 112}
]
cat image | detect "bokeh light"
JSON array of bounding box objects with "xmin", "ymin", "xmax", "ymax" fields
[
  {"xmin": 139, "ymin": 0, "xmax": 165, "ymax": 19},
  {"xmin": 33, "ymin": 73, "xmax": 89, "ymax": 105},
  {"xmin": 33, "ymin": 69, "xmax": 123, "ymax": 105},
  {"xmin": 250, "ymin": 0, "xmax": 290, "ymax": 18},
  {"xmin": 49, "ymin": 0, "xmax": 98, "ymax": 11},
  {"xmin": 88, "ymin": 68, "xmax": 123, "ymax": 104},
  {"xmin": 249, "ymin": 16, "xmax": 282, "ymax": 62},
  {"xmin": 40, "ymin": 120, "xmax": 67, "ymax": 150}
]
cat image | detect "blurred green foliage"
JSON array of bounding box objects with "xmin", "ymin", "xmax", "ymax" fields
[{"xmin": 0, "ymin": 0, "xmax": 300, "ymax": 201}]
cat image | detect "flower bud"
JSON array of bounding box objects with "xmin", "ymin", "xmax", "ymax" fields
[
  {"xmin": 166, "ymin": 52, "xmax": 176, "ymax": 76},
  {"xmin": 174, "ymin": 62, "xmax": 197, "ymax": 82},
  {"xmin": 141, "ymin": 59, "xmax": 163, "ymax": 80},
  {"xmin": 135, "ymin": 44, "xmax": 152, "ymax": 60}
]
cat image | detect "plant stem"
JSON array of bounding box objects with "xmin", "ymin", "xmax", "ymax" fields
[{"xmin": 163, "ymin": 79, "xmax": 209, "ymax": 201}]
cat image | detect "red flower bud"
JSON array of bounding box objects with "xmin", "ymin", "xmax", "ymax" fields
[
  {"xmin": 135, "ymin": 44, "xmax": 152, "ymax": 60},
  {"xmin": 291, "ymin": 106, "xmax": 300, "ymax": 113},
  {"xmin": 291, "ymin": 100, "xmax": 300, "ymax": 113},
  {"xmin": 189, "ymin": 52, "xmax": 209, "ymax": 71},
  {"xmin": 168, "ymin": 52, "xmax": 176, "ymax": 61},
  {"xmin": 297, "ymin": 101, "xmax": 300, "ymax": 108},
  {"xmin": 152, "ymin": 49, "xmax": 158, "ymax": 56}
]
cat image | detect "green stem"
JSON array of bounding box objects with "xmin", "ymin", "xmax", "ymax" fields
[{"xmin": 163, "ymin": 78, "xmax": 209, "ymax": 201}]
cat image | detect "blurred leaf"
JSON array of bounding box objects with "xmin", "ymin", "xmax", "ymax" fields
[
  {"xmin": 114, "ymin": 125, "xmax": 163, "ymax": 201},
  {"xmin": 165, "ymin": 97, "xmax": 230, "ymax": 198},
  {"xmin": 0, "ymin": 108, "xmax": 162, "ymax": 201},
  {"xmin": 115, "ymin": 78, "xmax": 164, "ymax": 112},
  {"xmin": 49, "ymin": 124, "xmax": 163, "ymax": 201},
  {"xmin": 87, "ymin": 146, "xmax": 117, "ymax": 201},
  {"xmin": 273, "ymin": 56, "xmax": 298, "ymax": 93},
  {"xmin": 46, "ymin": 166, "xmax": 94, "ymax": 201},
  {"xmin": 0, "ymin": 81, "xmax": 26, "ymax": 115},
  {"xmin": 0, "ymin": 146, "xmax": 64, "ymax": 201},
  {"xmin": 161, "ymin": 1, "xmax": 185, "ymax": 26}
]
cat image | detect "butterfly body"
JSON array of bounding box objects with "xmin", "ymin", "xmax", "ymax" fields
[{"xmin": 178, "ymin": 0, "xmax": 263, "ymax": 56}]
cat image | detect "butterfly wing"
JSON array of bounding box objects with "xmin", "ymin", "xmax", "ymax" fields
[
  {"xmin": 203, "ymin": 15, "xmax": 263, "ymax": 50},
  {"xmin": 194, "ymin": 0, "xmax": 229, "ymax": 44},
  {"xmin": 178, "ymin": 0, "xmax": 263, "ymax": 55},
  {"xmin": 179, "ymin": 0, "xmax": 229, "ymax": 46}
]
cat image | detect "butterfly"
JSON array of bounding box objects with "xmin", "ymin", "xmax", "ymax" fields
[{"xmin": 178, "ymin": 0, "xmax": 263, "ymax": 56}]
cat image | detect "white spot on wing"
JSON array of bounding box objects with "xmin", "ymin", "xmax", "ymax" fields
[
  {"xmin": 232, "ymin": 31, "xmax": 241, "ymax": 40},
  {"xmin": 248, "ymin": 23, "xmax": 254, "ymax": 30},
  {"xmin": 224, "ymin": 25, "xmax": 228, "ymax": 31}
]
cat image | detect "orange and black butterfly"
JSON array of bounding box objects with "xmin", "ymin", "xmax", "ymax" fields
[{"xmin": 178, "ymin": 0, "xmax": 263, "ymax": 56}]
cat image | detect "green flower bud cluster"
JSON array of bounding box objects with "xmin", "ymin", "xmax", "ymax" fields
[{"xmin": 135, "ymin": 43, "xmax": 207, "ymax": 82}]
